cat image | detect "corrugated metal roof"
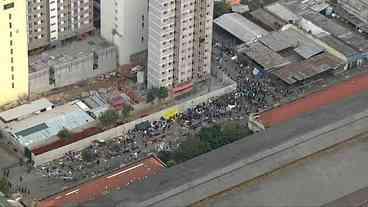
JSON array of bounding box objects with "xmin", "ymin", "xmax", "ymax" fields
[
  {"xmin": 0, "ymin": 98, "xmax": 54, "ymax": 122},
  {"xmin": 8, "ymin": 103, "xmax": 94, "ymax": 148},
  {"xmin": 259, "ymin": 32, "xmax": 294, "ymax": 52},
  {"xmin": 265, "ymin": 2, "xmax": 301, "ymax": 23},
  {"xmin": 250, "ymin": 8, "xmax": 286, "ymax": 31},
  {"xmin": 272, "ymin": 53, "xmax": 342, "ymax": 84},
  {"xmin": 239, "ymin": 41, "xmax": 290, "ymax": 70},
  {"xmin": 214, "ymin": 13, "xmax": 268, "ymax": 43},
  {"xmin": 294, "ymin": 44, "xmax": 324, "ymax": 59},
  {"xmin": 319, "ymin": 35, "xmax": 357, "ymax": 58}
]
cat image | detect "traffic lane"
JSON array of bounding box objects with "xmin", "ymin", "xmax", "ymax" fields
[
  {"xmin": 38, "ymin": 158, "xmax": 165, "ymax": 207},
  {"xmin": 259, "ymin": 71, "xmax": 368, "ymax": 127}
]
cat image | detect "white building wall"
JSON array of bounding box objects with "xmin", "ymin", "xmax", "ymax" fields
[
  {"xmin": 101, "ymin": 0, "xmax": 148, "ymax": 65},
  {"xmin": 49, "ymin": 0, "xmax": 58, "ymax": 41},
  {"xmin": 147, "ymin": 0, "xmax": 214, "ymax": 89}
]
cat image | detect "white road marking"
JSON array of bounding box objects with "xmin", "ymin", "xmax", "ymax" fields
[
  {"xmin": 65, "ymin": 189, "xmax": 80, "ymax": 196},
  {"xmin": 107, "ymin": 163, "xmax": 144, "ymax": 179}
]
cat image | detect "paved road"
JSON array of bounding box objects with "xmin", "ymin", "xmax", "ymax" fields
[
  {"xmin": 193, "ymin": 133, "xmax": 368, "ymax": 207},
  {"xmin": 259, "ymin": 71, "xmax": 368, "ymax": 127},
  {"xmin": 322, "ymin": 185, "xmax": 368, "ymax": 207}
]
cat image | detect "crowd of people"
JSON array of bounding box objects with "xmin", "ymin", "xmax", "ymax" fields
[
  {"xmin": 36, "ymin": 94, "xmax": 246, "ymax": 181},
  {"xmin": 36, "ymin": 41, "xmax": 298, "ymax": 183},
  {"xmin": 213, "ymin": 41, "xmax": 296, "ymax": 114}
]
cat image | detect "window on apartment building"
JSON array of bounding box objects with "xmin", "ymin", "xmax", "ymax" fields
[
  {"xmin": 11, "ymin": 66, "xmax": 14, "ymax": 72},
  {"xmin": 93, "ymin": 52, "xmax": 99, "ymax": 70},
  {"xmin": 11, "ymin": 74, "xmax": 14, "ymax": 80},
  {"xmin": 10, "ymin": 40, "xmax": 13, "ymax": 46},
  {"xmin": 11, "ymin": 82, "xmax": 14, "ymax": 89},
  {"xmin": 3, "ymin": 2, "xmax": 14, "ymax": 10},
  {"xmin": 9, "ymin": 14, "xmax": 11, "ymax": 19}
]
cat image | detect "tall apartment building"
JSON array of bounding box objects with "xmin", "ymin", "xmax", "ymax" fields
[
  {"xmin": 147, "ymin": 0, "xmax": 214, "ymax": 89},
  {"xmin": 28, "ymin": 0, "xmax": 94, "ymax": 51},
  {"xmin": 101, "ymin": 0, "xmax": 148, "ymax": 65},
  {"xmin": 0, "ymin": 0, "xmax": 29, "ymax": 105}
]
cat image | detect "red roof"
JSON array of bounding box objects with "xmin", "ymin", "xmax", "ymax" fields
[
  {"xmin": 258, "ymin": 73, "xmax": 368, "ymax": 127},
  {"xmin": 37, "ymin": 155, "xmax": 165, "ymax": 207},
  {"xmin": 32, "ymin": 127, "xmax": 102, "ymax": 155}
]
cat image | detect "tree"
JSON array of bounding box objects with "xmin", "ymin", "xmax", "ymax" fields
[
  {"xmin": 57, "ymin": 128, "xmax": 72, "ymax": 140},
  {"xmin": 81, "ymin": 150, "xmax": 95, "ymax": 162},
  {"xmin": 214, "ymin": 1, "xmax": 232, "ymax": 18},
  {"xmin": 158, "ymin": 87, "xmax": 169, "ymax": 100},
  {"xmin": 0, "ymin": 177, "xmax": 10, "ymax": 195},
  {"xmin": 222, "ymin": 123, "xmax": 252, "ymax": 143},
  {"xmin": 121, "ymin": 105, "xmax": 134, "ymax": 119},
  {"xmin": 166, "ymin": 160, "xmax": 176, "ymax": 167},
  {"xmin": 198, "ymin": 125, "xmax": 227, "ymax": 149},
  {"xmin": 157, "ymin": 151, "xmax": 172, "ymax": 163},
  {"xmin": 99, "ymin": 110, "xmax": 119, "ymax": 126},
  {"xmin": 174, "ymin": 137, "xmax": 211, "ymax": 162}
]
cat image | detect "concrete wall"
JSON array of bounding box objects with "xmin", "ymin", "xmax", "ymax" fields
[
  {"xmin": 29, "ymin": 46, "xmax": 117, "ymax": 94},
  {"xmin": 29, "ymin": 68, "xmax": 51, "ymax": 93},
  {"xmin": 139, "ymin": 108, "xmax": 368, "ymax": 207},
  {"xmin": 53, "ymin": 47, "xmax": 117, "ymax": 88},
  {"xmin": 32, "ymin": 82, "xmax": 237, "ymax": 166}
]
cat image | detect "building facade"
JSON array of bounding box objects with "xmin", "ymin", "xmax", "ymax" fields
[
  {"xmin": 147, "ymin": 0, "xmax": 213, "ymax": 89},
  {"xmin": 101, "ymin": 0, "xmax": 148, "ymax": 65},
  {"xmin": 0, "ymin": 0, "xmax": 29, "ymax": 106},
  {"xmin": 29, "ymin": 37, "xmax": 117, "ymax": 93},
  {"xmin": 28, "ymin": 0, "xmax": 94, "ymax": 51}
]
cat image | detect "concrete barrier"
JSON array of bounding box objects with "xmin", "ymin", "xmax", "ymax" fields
[{"xmin": 32, "ymin": 82, "xmax": 237, "ymax": 166}]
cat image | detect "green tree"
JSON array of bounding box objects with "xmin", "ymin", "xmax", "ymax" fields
[
  {"xmin": 222, "ymin": 123, "xmax": 252, "ymax": 143},
  {"xmin": 99, "ymin": 110, "xmax": 119, "ymax": 126},
  {"xmin": 158, "ymin": 87, "xmax": 169, "ymax": 100},
  {"xmin": 199, "ymin": 125, "xmax": 227, "ymax": 149},
  {"xmin": 214, "ymin": 1, "xmax": 232, "ymax": 18},
  {"xmin": 166, "ymin": 160, "xmax": 176, "ymax": 167},
  {"xmin": 121, "ymin": 105, "xmax": 134, "ymax": 119},
  {"xmin": 57, "ymin": 128, "xmax": 72, "ymax": 140},
  {"xmin": 81, "ymin": 150, "xmax": 95, "ymax": 162},
  {"xmin": 174, "ymin": 137, "xmax": 211, "ymax": 162},
  {"xmin": 157, "ymin": 151, "xmax": 172, "ymax": 163},
  {"xmin": 0, "ymin": 177, "xmax": 10, "ymax": 195}
]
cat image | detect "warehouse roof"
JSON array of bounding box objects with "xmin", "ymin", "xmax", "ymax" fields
[
  {"xmin": 259, "ymin": 31, "xmax": 294, "ymax": 52},
  {"xmin": 214, "ymin": 13, "xmax": 268, "ymax": 43},
  {"xmin": 259, "ymin": 26, "xmax": 325, "ymax": 59},
  {"xmin": 302, "ymin": 12, "xmax": 368, "ymax": 52},
  {"xmin": 250, "ymin": 8, "xmax": 286, "ymax": 31},
  {"xmin": 265, "ymin": 2, "xmax": 300, "ymax": 23},
  {"xmin": 0, "ymin": 98, "xmax": 54, "ymax": 123},
  {"xmin": 239, "ymin": 41, "xmax": 290, "ymax": 70},
  {"xmin": 271, "ymin": 53, "xmax": 342, "ymax": 84},
  {"xmin": 319, "ymin": 35, "xmax": 357, "ymax": 58},
  {"xmin": 6, "ymin": 102, "xmax": 94, "ymax": 148}
]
